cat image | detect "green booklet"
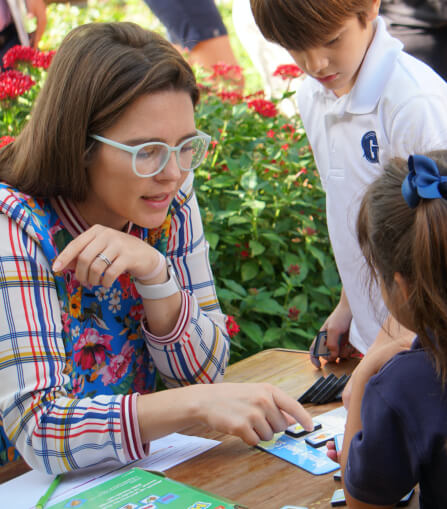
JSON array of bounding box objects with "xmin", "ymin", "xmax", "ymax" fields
[{"xmin": 49, "ymin": 467, "xmax": 246, "ymax": 509}]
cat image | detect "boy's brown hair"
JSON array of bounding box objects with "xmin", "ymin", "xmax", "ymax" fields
[
  {"xmin": 0, "ymin": 22, "xmax": 199, "ymax": 201},
  {"xmin": 250, "ymin": 0, "xmax": 375, "ymax": 50},
  {"xmin": 357, "ymin": 151, "xmax": 447, "ymax": 384}
]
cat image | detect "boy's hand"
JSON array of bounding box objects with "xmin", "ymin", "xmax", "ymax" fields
[{"xmin": 310, "ymin": 288, "xmax": 352, "ymax": 367}]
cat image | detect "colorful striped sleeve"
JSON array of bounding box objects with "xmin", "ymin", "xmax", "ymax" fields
[
  {"xmin": 143, "ymin": 174, "xmax": 230, "ymax": 388},
  {"xmin": 0, "ymin": 213, "xmax": 145, "ymax": 473}
]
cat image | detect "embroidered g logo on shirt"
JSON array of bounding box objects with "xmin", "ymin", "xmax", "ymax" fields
[{"xmin": 361, "ymin": 131, "xmax": 379, "ymax": 163}]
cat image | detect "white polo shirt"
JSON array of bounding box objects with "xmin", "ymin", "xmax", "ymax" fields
[{"xmin": 298, "ymin": 16, "xmax": 447, "ymax": 353}]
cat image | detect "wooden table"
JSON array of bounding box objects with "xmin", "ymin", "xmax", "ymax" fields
[
  {"xmin": 0, "ymin": 349, "xmax": 419, "ymax": 508},
  {"xmin": 170, "ymin": 349, "xmax": 418, "ymax": 508}
]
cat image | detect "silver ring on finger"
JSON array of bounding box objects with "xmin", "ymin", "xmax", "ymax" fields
[{"xmin": 96, "ymin": 252, "xmax": 112, "ymax": 267}]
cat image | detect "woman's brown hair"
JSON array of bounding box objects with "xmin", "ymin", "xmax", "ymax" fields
[
  {"xmin": 250, "ymin": 0, "xmax": 375, "ymax": 51},
  {"xmin": 0, "ymin": 22, "xmax": 200, "ymax": 201},
  {"xmin": 357, "ymin": 152, "xmax": 447, "ymax": 383}
]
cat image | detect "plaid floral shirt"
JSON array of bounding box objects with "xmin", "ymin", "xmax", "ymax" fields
[{"xmin": 0, "ymin": 173, "xmax": 229, "ymax": 473}]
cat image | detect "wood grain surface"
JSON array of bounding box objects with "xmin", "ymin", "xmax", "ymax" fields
[{"xmin": 0, "ymin": 349, "xmax": 419, "ymax": 508}]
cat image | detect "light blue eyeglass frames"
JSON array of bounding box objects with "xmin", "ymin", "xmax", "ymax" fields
[{"xmin": 90, "ymin": 129, "xmax": 211, "ymax": 178}]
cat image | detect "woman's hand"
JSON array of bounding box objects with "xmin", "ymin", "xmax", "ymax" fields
[
  {"xmin": 195, "ymin": 383, "xmax": 313, "ymax": 445},
  {"xmin": 137, "ymin": 382, "xmax": 314, "ymax": 445},
  {"xmin": 52, "ymin": 224, "xmax": 164, "ymax": 287}
]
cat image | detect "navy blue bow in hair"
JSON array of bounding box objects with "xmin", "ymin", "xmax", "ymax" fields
[{"xmin": 401, "ymin": 154, "xmax": 447, "ymax": 208}]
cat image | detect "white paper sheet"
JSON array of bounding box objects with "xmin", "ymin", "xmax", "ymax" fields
[{"xmin": 0, "ymin": 433, "xmax": 220, "ymax": 509}]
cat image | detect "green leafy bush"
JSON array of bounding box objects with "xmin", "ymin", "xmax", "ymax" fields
[{"xmin": 195, "ymin": 66, "xmax": 340, "ymax": 361}]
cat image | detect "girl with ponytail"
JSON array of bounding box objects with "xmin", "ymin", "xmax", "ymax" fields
[{"xmin": 339, "ymin": 152, "xmax": 447, "ymax": 508}]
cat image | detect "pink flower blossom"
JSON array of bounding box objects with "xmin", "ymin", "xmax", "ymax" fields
[
  {"xmin": 61, "ymin": 312, "xmax": 71, "ymax": 334},
  {"xmin": 99, "ymin": 342, "xmax": 134, "ymax": 385},
  {"xmin": 73, "ymin": 328, "xmax": 113, "ymax": 370}
]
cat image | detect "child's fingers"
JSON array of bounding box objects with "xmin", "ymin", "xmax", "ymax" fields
[
  {"xmin": 326, "ymin": 447, "xmax": 340, "ymax": 463},
  {"xmin": 326, "ymin": 329, "xmax": 342, "ymax": 361},
  {"xmin": 309, "ymin": 336, "xmax": 322, "ymax": 368}
]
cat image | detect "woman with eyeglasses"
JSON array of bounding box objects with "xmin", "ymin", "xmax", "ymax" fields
[{"xmin": 0, "ymin": 22, "xmax": 312, "ymax": 473}]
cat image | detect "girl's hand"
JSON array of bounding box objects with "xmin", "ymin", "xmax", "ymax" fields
[
  {"xmin": 52, "ymin": 224, "xmax": 163, "ymax": 288},
  {"xmin": 326, "ymin": 439, "xmax": 340, "ymax": 463}
]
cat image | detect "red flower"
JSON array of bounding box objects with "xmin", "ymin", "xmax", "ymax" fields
[
  {"xmin": 281, "ymin": 143, "xmax": 289, "ymax": 151},
  {"xmin": 266, "ymin": 129, "xmax": 276, "ymax": 138},
  {"xmin": 217, "ymin": 90, "xmax": 243, "ymax": 104},
  {"xmin": 287, "ymin": 264, "xmax": 301, "ymax": 275},
  {"xmin": 211, "ymin": 139, "xmax": 218, "ymax": 149},
  {"xmin": 210, "ymin": 62, "xmax": 242, "ymax": 79},
  {"xmin": 305, "ymin": 227, "xmax": 317, "ymax": 236},
  {"xmin": 281, "ymin": 123, "xmax": 296, "ymax": 135},
  {"xmin": 0, "ymin": 70, "xmax": 35, "ymax": 99},
  {"xmin": 3, "ymin": 45, "xmax": 55, "ymax": 70},
  {"xmin": 273, "ymin": 64, "xmax": 303, "ymax": 80},
  {"xmin": 247, "ymin": 98, "xmax": 278, "ymax": 118},
  {"xmin": 226, "ymin": 315, "xmax": 240, "ymax": 337},
  {"xmin": 0, "ymin": 136, "xmax": 14, "ymax": 148},
  {"xmin": 129, "ymin": 304, "xmax": 144, "ymax": 322},
  {"xmin": 244, "ymin": 90, "xmax": 265, "ymax": 100},
  {"xmin": 288, "ymin": 306, "xmax": 300, "ymax": 321},
  {"xmin": 240, "ymin": 249, "xmax": 250, "ymax": 258}
]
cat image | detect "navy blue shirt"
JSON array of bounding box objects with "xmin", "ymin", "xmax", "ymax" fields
[{"xmin": 344, "ymin": 339, "xmax": 447, "ymax": 508}]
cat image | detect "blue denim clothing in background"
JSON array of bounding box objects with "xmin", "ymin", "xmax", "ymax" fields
[{"xmin": 143, "ymin": 0, "xmax": 227, "ymax": 50}]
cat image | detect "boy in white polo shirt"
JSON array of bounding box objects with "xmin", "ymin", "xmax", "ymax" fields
[{"xmin": 250, "ymin": 0, "xmax": 447, "ymax": 360}]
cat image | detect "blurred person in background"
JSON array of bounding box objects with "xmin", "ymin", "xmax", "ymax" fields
[
  {"xmin": 143, "ymin": 0, "xmax": 244, "ymax": 88},
  {"xmin": 381, "ymin": 0, "xmax": 447, "ymax": 80},
  {"xmin": 0, "ymin": 0, "xmax": 47, "ymax": 66}
]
